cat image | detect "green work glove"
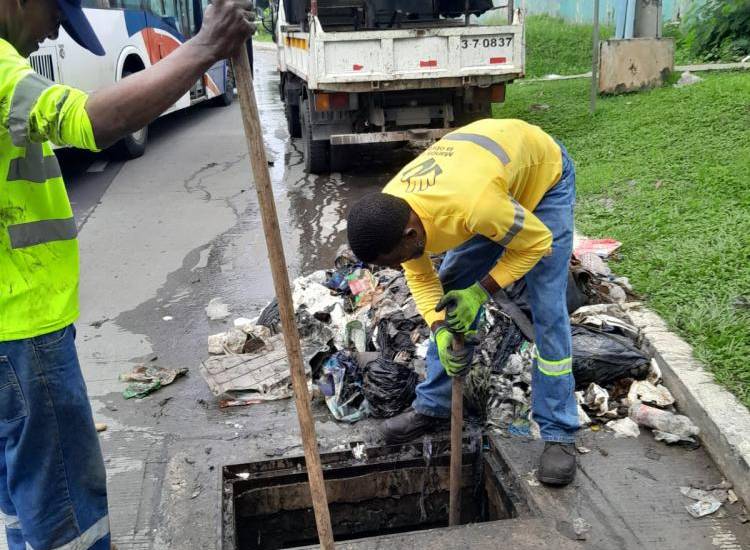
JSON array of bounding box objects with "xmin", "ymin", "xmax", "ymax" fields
[
  {"xmin": 435, "ymin": 282, "xmax": 490, "ymax": 334},
  {"xmin": 434, "ymin": 325, "xmax": 473, "ymax": 377}
]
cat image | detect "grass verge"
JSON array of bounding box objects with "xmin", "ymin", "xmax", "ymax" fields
[{"xmin": 494, "ymin": 72, "xmax": 750, "ymax": 406}]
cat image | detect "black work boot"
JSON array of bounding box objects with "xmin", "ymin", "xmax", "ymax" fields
[
  {"xmin": 381, "ymin": 407, "xmax": 449, "ymax": 444},
  {"xmin": 537, "ymin": 442, "xmax": 577, "ymax": 486}
]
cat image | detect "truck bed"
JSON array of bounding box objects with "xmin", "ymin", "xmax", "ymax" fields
[{"xmin": 279, "ymin": 15, "xmax": 525, "ymax": 92}]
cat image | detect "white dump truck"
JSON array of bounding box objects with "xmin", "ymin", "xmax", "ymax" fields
[{"xmin": 273, "ymin": 0, "xmax": 525, "ymax": 172}]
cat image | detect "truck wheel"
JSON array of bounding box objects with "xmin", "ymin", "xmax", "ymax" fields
[
  {"xmin": 330, "ymin": 144, "xmax": 351, "ymax": 173},
  {"xmin": 285, "ymin": 101, "xmax": 301, "ymax": 138},
  {"xmin": 109, "ymin": 70, "xmax": 148, "ymax": 159},
  {"xmin": 300, "ymin": 99, "xmax": 330, "ymax": 174}
]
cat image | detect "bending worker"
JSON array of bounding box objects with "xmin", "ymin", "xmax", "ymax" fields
[
  {"xmin": 0, "ymin": 1, "xmax": 253, "ymax": 548},
  {"xmin": 347, "ymin": 118, "xmax": 579, "ymax": 486}
]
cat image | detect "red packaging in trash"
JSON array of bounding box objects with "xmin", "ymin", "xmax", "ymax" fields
[{"xmin": 574, "ymin": 238, "xmax": 622, "ymax": 259}]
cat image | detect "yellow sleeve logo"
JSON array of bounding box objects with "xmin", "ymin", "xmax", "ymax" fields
[{"xmin": 400, "ymin": 158, "xmax": 443, "ymax": 192}]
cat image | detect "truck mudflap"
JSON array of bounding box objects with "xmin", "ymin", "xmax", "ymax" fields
[{"xmin": 330, "ymin": 128, "xmax": 452, "ymax": 145}]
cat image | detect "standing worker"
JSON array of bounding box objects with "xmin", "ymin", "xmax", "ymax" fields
[
  {"xmin": 347, "ymin": 118, "xmax": 579, "ymax": 486},
  {"xmin": 0, "ymin": 1, "xmax": 254, "ymax": 548}
]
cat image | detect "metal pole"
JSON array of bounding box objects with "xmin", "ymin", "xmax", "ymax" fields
[{"xmin": 590, "ymin": 0, "xmax": 600, "ymax": 113}]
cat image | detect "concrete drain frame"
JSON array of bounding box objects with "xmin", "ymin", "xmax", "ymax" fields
[{"xmin": 221, "ymin": 436, "xmax": 531, "ymax": 550}]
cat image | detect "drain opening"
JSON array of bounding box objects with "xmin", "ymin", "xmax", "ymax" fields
[{"xmin": 223, "ymin": 437, "xmax": 523, "ymax": 549}]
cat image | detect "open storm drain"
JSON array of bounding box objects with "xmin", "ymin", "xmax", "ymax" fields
[{"xmin": 222, "ymin": 437, "xmax": 526, "ymax": 549}]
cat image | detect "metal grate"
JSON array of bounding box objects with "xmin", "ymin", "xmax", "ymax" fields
[{"xmin": 29, "ymin": 53, "xmax": 56, "ymax": 82}]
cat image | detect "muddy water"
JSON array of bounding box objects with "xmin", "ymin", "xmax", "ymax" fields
[{"xmin": 252, "ymin": 48, "xmax": 414, "ymax": 276}]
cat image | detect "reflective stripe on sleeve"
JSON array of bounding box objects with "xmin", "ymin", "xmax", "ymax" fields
[
  {"xmin": 51, "ymin": 515, "xmax": 109, "ymax": 550},
  {"xmin": 8, "ymin": 217, "xmax": 77, "ymax": 249},
  {"xmin": 497, "ymin": 199, "xmax": 525, "ymax": 247},
  {"xmin": 8, "ymin": 72, "xmax": 54, "ymax": 147},
  {"xmin": 443, "ymin": 132, "xmax": 510, "ymax": 165},
  {"xmin": 7, "ymin": 143, "xmax": 62, "ymax": 183},
  {"xmin": 537, "ymin": 354, "xmax": 572, "ymax": 376}
]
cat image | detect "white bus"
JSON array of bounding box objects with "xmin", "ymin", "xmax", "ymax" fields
[{"xmin": 30, "ymin": 0, "xmax": 235, "ymax": 158}]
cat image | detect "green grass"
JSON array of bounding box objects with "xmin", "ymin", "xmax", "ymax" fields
[
  {"xmin": 524, "ymin": 14, "xmax": 613, "ymax": 78},
  {"xmin": 254, "ymin": 28, "xmax": 274, "ymax": 42},
  {"xmin": 493, "ymin": 72, "xmax": 750, "ymax": 406}
]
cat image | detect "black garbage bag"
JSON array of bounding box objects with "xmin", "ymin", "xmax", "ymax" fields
[
  {"xmin": 572, "ymin": 325, "xmax": 650, "ymax": 389},
  {"xmin": 363, "ymin": 357, "xmax": 419, "ymax": 418}
]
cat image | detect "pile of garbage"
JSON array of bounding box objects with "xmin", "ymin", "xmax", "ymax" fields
[{"xmin": 199, "ymin": 239, "xmax": 700, "ymax": 446}]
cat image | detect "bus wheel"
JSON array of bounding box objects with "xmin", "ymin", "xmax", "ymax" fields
[{"xmin": 109, "ymin": 70, "xmax": 148, "ymax": 159}]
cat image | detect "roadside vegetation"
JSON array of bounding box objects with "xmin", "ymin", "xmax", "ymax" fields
[{"xmin": 494, "ymin": 48, "xmax": 750, "ymax": 405}]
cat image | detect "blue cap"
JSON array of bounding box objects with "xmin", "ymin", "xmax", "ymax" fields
[{"xmin": 58, "ymin": 0, "xmax": 105, "ymax": 56}]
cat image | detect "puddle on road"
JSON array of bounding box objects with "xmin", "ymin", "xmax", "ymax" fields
[
  {"xmin": 222, "ymin": 437, "xmax": 524, "ymax": 549},
  {"xmin": 253, "ymin": 49, "xmax": 417, "ymax": 277}
]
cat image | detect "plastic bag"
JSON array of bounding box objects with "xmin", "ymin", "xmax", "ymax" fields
[
  {"xmin": 362, "ymin": 357, "xmax": 419, "ymax": 418},
  {"xmin": 572, "ymin": 325, "xmax": 650, "ymax": 389}
]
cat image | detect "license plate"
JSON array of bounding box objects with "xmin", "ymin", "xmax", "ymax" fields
[{"xmin": 461, "ymin": 35, "xmax": 513, "ymax": 49}]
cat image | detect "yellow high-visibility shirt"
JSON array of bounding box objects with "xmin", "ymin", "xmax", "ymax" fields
[
  {"xmin": 382, "ymin": 118, "xmax": 562, "ymax": 327},
  {"xmin": 0, "ymin": 38, "xmax": 98, "ymax": 340}
]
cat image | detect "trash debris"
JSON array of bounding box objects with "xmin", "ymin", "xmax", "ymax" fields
[
  {"xmin": 95, "ymin": 423, "xmax": 107, "ymax": 432},
  {"xmin": 680, "ymin": 486, "xmax": 728, "ymax": 518},
  {"xmin": 575, "ymin": 444, "xmax": 592, "ymax": 454},
  {"xmin": 362, "ymin": 356, "xmax": 418, "ymax": 418},
  {"xmin": 317, "ymin": 351, "xmax": 369, "ymax": 423},
  {"xmin": 208, "ymin": 328, "xmax": 249, "ymax": 355},
  {"xmin": 627, "ymin": 380, "xmax": 675, "ymax": 407},
  {"xmin": 120, "ymin": 365, "xmax": 188, "ymax": 399},
  {"xmin": 646, "ymin": 358, "xmax": 662, "ymax": 384},
  {"xmin": 728, "ymin": 490, "xmax": 738, "ymax": 504},
  {"xmin": 162, "ymin": 315, "xmax": 173, "ymax": 321},
  {"xmin": 630, "ymin": 402, "xmax": 700, "ymax": 443},
  {"xmin": 686, "ymin": 498, "xmax": 721, "ymax": 518},
  {"xmin": 572, "ymin": 517, "xmax": 591, "ymax": 540},
  {"xmin": 606, "ymin": 417, "xmax": 640, "ymax": 438},
  {"xmin": 584, "ymin": 383, "xmax": 610, "ymax": 416},
  {"xmin": 200, "ymin": 333, "xmax": 329, "ymax": 407},
  {"xmin": 574, "ymin": 238, "xmax": 622, "ymax": 258},
  {"xmin": 524, "ymin": 470, "xmax": 541, "ymax": 487},
  {"xmin": 205, "ymin": 298, "xmax": 231, "ymax": 320},
  {"xmin": 529, "ymin": 103, "xmax": 550, "ymax": 111},
  {"xmin": 351, "ymin": 442, "xmax": 366, "ymax": 460},
  {"xmin": 571, "ymin": 325, "xmax": 650, "ymax": 389},
  {"xmin": 674, "ymin": 71, "xmax": 702, "ymax": 88}
]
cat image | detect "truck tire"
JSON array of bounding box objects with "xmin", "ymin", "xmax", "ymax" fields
[
  {"xmin": 300, "ymin": 99, "xmax": 330, "ymax": 174},
  {"xmin": 109, "ymin": 71, "xmax": 148, "ymax": 159},
  {"xmin": 330, "ymin": 144, "xmax": 351, "ymax": 172},
  {"xmin": 285, "ymin": 101, "xmax": 301, "ymax": 138}
]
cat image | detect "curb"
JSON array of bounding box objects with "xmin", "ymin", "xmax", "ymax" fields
[
  {"xmin": 625, "ymin": 305, "xmax": 750, "ymax": 507},
  {"xmin": 252, "ymin": 41, "xmax": 277, "ymax": 52}
]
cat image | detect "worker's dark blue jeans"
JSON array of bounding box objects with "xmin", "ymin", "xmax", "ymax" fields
[
  {"xmin": 413, "ymin": 144, "xmax": 580, "ymax": 444},
  {"xmin": 0, "ymin": 325, "xmax": 110, "ymax": 550}
]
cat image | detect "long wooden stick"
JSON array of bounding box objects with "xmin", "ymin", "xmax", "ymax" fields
[
  {"xmin": 230, "ymin": 47, "xmax": 335, "ymax": 550},
  {"xmin": 448, "ymin": 334, "xmax": 465, "ymax": 527}
]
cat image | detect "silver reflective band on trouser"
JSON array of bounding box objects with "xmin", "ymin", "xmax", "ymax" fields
[
  {"xmin": 47, "ymin": 515, "xmax": 109, "ymax": 550},
  {"xmin": 7, "ymin": 143, "xmax": 62, "ymax": 183},
  {"xmin": 8, "ymin": 72, "xmax": 54, "ymax": 147},
  {"xmin": 536, "ymin": 354, "xmax": 572, "ymax": 377},
  {"xmin": 443, "ymin": 133, "xmax": 510, "ymax": 165},
  {"xmin": 1, "ymin": 511, "xmax": 21, "ymax": 530},
  {"xmin": 497, "ymin": 199, "xmax": 525, "ymax": 247},
  {"xmin": 8, "ymin": 217, "xmax": 77, "ymax": 249}
]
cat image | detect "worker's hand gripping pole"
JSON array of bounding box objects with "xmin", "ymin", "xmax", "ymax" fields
[
  {"xmin": 449, "ymin": 333, "xmax": 465, "ymax": 527},
  {"xmin": 230, "ymin": 47, "xmax": 335, "ymax": 549}
]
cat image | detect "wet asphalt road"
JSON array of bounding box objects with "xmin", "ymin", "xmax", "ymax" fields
[{"xmin": 51, "ymin": 47, "xmax": 413, "ymax": 549}]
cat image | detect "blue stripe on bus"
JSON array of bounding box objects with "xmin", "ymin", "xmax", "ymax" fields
[{"xmin": 124, "ymin": 10, "xmax": 185, "ymax": 41}]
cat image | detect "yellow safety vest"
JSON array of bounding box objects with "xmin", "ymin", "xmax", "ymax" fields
[{"xmin": 0, "ymin": 38, "xmax": 98, "ymax": 340}]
